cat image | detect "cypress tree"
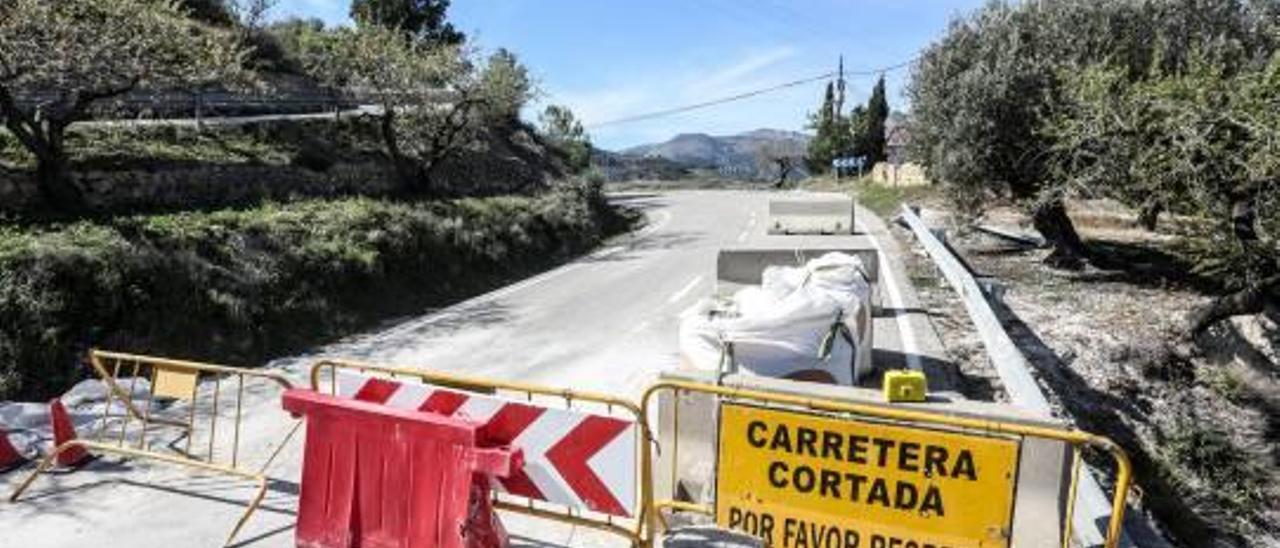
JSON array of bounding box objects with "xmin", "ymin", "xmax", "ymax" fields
[
  {"xmin": 864, "ymin": 76, "xmax": 889, "ymax": 164},
  {"xmin": 806, "ymin": 82, "xmax": 839, "ymax": 173}
]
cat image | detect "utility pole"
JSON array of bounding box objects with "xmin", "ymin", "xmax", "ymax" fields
[{"xmin": 835, "ymin": 55, "xmax": 846, "ymax": 118}]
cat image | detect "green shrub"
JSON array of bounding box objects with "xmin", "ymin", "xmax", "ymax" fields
[
  {"xmin": 0, "ymin": 187, "xmax": 630, "ymax": 400},
  {"xmin": 1158, "ymin": 414, "xmax": 1271, "ymax": 531}
]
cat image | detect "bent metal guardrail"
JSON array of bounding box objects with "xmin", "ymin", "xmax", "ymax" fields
[{"xmin": 897, "ymin": 204, "xmax": 1135, "ymax": 547}]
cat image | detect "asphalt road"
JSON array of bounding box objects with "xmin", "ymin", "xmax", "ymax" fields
[{"xmin": 1, "ymin": 190, "xmax": 949, "ymax": 547}]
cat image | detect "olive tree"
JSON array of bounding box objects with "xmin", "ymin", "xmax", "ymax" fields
[
  {"xmin": 0, "ymin": 0, "xmax": 246, "ymax": 210},
  {"xmin": 1041, "ymin": 1, "xmax": 1278, "ymax": 334},
  {"xmin": 478, "ymin": 48, "xmax": 534, "ymax": 129},
  {"xmin": 350, "ymin": 0, "xmax": 463, "ymax": 46},
  {"xmin": 539, "ymin": 105, "xmax": 591, "ymax": 174},
  {"xmin": 310, "ymin": 25, "xmax": 532, "ymax": 194},
  {"xmin": 178, "ymin": 0, "xmax": 237, "ymax": 26},
  {"xmin": 908, "ymin": 2, "xmax": 1089, "ymax": 267},
  {"xmin": 1046, "ymin": 66, "xmax": 1195, "ymax": 231},
  {"xmin": 1054, "ymin": 55, "xmax": 1279, "ymax": 334},
  {"xmin": 755, "ymin": 140, "xmax": 805, "ymax": 188}
]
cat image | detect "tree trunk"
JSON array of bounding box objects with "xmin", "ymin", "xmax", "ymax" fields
[
  {"xmin": 1188, "ymin": 275, "xmax": 1279, "ymax": 335},
  {"xmin": 378, "ymin": 111, "xmax": 418, "ymax": 192},
  {"xmin": 32, "ymin": 129, "xmax": 86, "ymax": 212},
  {"xmin": 35, "ymin": 158, "xmax": 82, "ymax": 209},
  {"xmin": 1031, "ymin": 199, "xmax": 1089, "ymax": 270},
  {"xmin": 0, "ymin": 99, "xmax": 85, "ymax": 212},
  {"xmin": 1137, "ymin": 199, "xmax": 1163, "ymax": 231}
]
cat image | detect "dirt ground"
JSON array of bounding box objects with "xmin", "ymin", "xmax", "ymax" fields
[{"xmin": 888, "ymin": 196, "xmax": 1279, "ymax": 547}]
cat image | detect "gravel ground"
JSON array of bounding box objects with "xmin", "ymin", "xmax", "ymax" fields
[{"xmin": 885, "ymin": 197, "xmax": 1279, "ymax": 547}]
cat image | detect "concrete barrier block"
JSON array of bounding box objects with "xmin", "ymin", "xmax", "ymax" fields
[{"xmin": 767, "ymin": 194, "xmax": 855, "ymax": 235}]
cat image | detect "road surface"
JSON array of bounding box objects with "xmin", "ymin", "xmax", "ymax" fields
[{"xmin": 1, "ymin": 190, "xmax": 950, "ymax": 547}]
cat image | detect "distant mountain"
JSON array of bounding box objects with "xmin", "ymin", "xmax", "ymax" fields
[
  {"xmin": 592, "ymin": 147, "xmax": 694, "ymax": 182},
  {"xmin": 614, "ymin": 129, "xmax": 811, "ymax": 179}
]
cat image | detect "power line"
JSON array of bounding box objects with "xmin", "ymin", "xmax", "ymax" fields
[
  {"xmin": 587, "ymin": 72, "xmax": 834, "ymax": 128},
  {"xmin": 586, "ymin": 58, "xmax": 915, "ymax": 128},
  {"xmin": 846, "ymin": 58, "xmax": 915, "ymax": 76}
]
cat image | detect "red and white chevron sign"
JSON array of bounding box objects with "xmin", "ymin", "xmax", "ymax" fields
[{"xmin": 335, "ymin": 370, "xmax": 637, "ymax": 517}]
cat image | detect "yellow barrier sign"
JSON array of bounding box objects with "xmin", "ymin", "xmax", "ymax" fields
[{"xmin": 716, "ymin": 403, "xmax": 1020, "ymax": 548}]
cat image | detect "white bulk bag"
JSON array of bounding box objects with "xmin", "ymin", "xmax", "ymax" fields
[{"xmin": 679, "ymin": 252, "xmax": 873, "ymax": 385}]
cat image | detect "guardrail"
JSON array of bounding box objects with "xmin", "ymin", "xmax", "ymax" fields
[
  {"xmin": 896, "ymin": 205, "xmax": 1133, "ymax": 548},
  {"xmin": 13, "ymin": 88, "xmax": 455, "ymax": 127}
]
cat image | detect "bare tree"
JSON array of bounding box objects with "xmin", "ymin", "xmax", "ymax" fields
[
  {"xmin": 235, "ymin": 0, "xmax": 279, "ymax": 30},
  {"xmin": 0, "ymin": 0, "xmax": 246, "ymax": 210},
  {"xmin": 755, "ymin": 140, "xmax": 804, "ymax": 188},
  {"xmin": 309, "ymin": 25, "xmax": 531, "ymax": 193}
]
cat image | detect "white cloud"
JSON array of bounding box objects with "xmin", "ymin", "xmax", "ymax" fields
[
  {"xmin": 685, "ymin": 45, "xmax": 797, "ymax": 96},
  {"xmin": 541, "ymin": 87, "xmax": 652, "ymax": 128},
  {"xmin": 542, "ymin": 45, "xmax": 815, "ymax": 148}
]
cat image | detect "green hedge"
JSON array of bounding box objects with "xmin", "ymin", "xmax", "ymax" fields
[{"xmin": 0, "ymin": 181, "xmax": 629, "ymax": 400}]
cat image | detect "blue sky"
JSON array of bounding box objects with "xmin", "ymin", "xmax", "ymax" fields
[{"xmin": 272, "ymin": 1, "xmax": 985, "ymax": 149}]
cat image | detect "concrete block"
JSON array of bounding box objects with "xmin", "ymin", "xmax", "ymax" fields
[{"xmin": 767, "ymin": 194, "xmax": 855, "ymax": 235}]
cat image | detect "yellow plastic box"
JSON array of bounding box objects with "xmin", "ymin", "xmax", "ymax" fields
[{"xmin": 883, "ymin": 370, "xmax": 928, "ymax": 403}]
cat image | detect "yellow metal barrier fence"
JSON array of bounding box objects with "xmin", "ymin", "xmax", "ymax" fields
[
  {"xmin": 310, "ymin": 358, "xmax": 652, "ymax": 547},
  {"xmin": 640, "ymin": 379, "xmax": 1133, "ymax": 548},
  {"xmin": 8, "ymin": 349, "xmax": 299, "ymax": 547}
]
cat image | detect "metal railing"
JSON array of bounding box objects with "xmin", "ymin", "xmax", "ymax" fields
[
  {"xmin": 309, "ymin": 358, "xmax": 651, "ymax": 546},
  {"xmin": 7, "ymin": 350, "xmax": 299, "ymax": 547},
  {"xmin": 640, "ymin": 378, "xmax": 1134, "ymax": 548}
]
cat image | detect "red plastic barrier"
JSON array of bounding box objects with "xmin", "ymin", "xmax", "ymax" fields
[{"xmin": 283, "ymin": 389, "xmax": 523, "ymax": 548}]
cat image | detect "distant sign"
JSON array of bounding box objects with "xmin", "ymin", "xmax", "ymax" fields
[
  {"xmin": 832, "ymin": 156, "xmax": 866, "ymax": 170},
  {"xmin": 716, "ymin": 403, "xmax": 1020, "ymax": 548}
]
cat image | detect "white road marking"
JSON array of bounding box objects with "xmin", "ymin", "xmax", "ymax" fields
[
  {"xmin": 634, "ymin": 210, "xmax": 672, "ymax": 239},
  {"xmin": 667, "ymin": 275, "xmax": 704, "ymax": 304},
  {"xmin": 856, "ymin": 218, "xmax": 925, "ymax": 372},
  {"xmin": 589, "ymin": 245, "xmax": 625, "ymax": 259},
  {"xmin": 736, "ymin": 230, "xmax": 748, "ymax": 242}
]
